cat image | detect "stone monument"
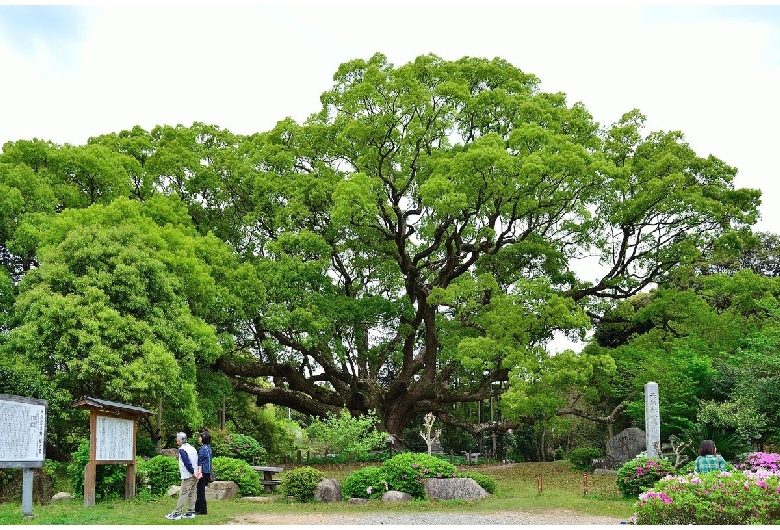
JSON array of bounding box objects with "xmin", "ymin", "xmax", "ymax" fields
[
  {"xmin": 606, "ymin": 427, "xmax": 646, "ymax": 466},
  {"xmin": 644, "ymin": 382, "xmax": 661, "ymax": 458}
]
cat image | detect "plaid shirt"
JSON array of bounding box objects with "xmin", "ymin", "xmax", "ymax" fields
[{"xmin": 695, "ymin": 454, "xmax": 726, "ymax": 473}]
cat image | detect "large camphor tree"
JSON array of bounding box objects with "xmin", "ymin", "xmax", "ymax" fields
[
  {"xmin": 0, "ymin": 53, "xmax": 760, "ymax": 447},
  {"xmin": 204, "ymin": 53, "xmax": 759, "ymax": 442}
]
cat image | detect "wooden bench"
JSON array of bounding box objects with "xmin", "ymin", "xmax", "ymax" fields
[{"xmin": 250, "ymin": 466, "xmax": 284, "ymax": 492}]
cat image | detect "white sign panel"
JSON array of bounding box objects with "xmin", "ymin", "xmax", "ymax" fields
[
  {"xmin": 0, "ymin": 398, "xmax": 46, "ymax": 463},
  {"xmin": 95, "ymin": 415, "xmax": 134, "ymax": 461}
]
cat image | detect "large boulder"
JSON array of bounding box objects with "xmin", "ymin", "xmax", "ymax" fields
[
  {"xmin": 206, "ymin": 481, "xmax": 239, "ymax": 501},
  {"xmin": 314, "ymin": 478, "xmax": 342, "ymax": 502},
  {"xmin": 606, "ymin": 427, "xmax": 646, "ymax": 467},
  {"xmin": 423, "ymin": 478, "xmax": 489, "ymax": 500}
]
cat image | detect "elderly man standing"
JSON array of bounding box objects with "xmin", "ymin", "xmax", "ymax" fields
[{"xmin": 165, "ymin": 432, "xmax": 201, "ymax": 520}]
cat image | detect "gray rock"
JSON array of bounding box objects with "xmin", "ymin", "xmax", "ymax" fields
[
  {"xmin": 206, "ymin": 480, "xmax": 239, "ymax": 501},
  {"xmin": 423, "ymin": 478, "xmax": 488, "ymax": 500},
  {"xmin": 314, "ymin": 478, "xmax": 342, "ymax": 502},
  {"xmin": 160, "ymin": 448, "xmax": 178, "ymax": 458},
  {"xmin": 606, "ymin": 427, "xmax": 646, "ymax": 466},
  {"xmin": 381, "ymin": 490, "xmax": 413, "ymax": 502},
  {"xmin": 348, "ymin": 497, "xmax": 369, "ymax": 504},
  {"xmin": 51, "ymin": 492, "xmax": 75, "ymax": 502}
]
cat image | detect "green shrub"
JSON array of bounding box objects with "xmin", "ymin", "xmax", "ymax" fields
[
  {"xmin": 135, "ymin": 437, "xmax": 158, "ymax": 459},
  {"xmin": 280, "ymin": 466, "xmax": 324, "ymax": 502},
  {"xmin": 567, "ymin": 447, "xmax": 602, "ymax": 471},
  {"xmin": 631, "ymin": 470, "xmax": 780, "ymax": 524},
  {"xmin": 209, "ymin": 429, "xmax": 231, "ymax": 457},
  {"xmin": 307, "ymin": 409, "xmax": 387, "ymax": 462},
  {"xmin": 212, "ymin": 456, "xmax": 261, "ymax": 496},
  {"xmin": 342, "ymin": 465, "xmax": 388, "ymax": 499},
  {"xmin": 381, "ymin": 452, "xmax": 456, "ymax": 499},
  {"xmin": 67, "ymin": 439, "xmax": 127, "ymax": 501},
  {"xmin": 136, "ymin": 455, "xmax": 180, "ymax": 496},
  {"xmin": 617, "ymin": 456, "xmax": 676, "ymax": 498},
  {"xmin": 222, "ymin": 433, "xmax": 266, "ymax": 465},
  {"xmin": 43, "ymin": 459, "xmax": 68, "ymax": 494},
  {"xmin": 457, "ymin": 471, "xmax": 496, "ymax": 494}
]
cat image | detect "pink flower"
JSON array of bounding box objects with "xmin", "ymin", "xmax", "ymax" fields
[{"xmin": 366, "ymin": 486, "xmax": 372, "ymax": 494}]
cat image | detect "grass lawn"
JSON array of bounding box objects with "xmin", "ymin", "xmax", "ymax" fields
[{"xmin": 0, "ymin": 461, "xmax": 636, "ymax": 525}]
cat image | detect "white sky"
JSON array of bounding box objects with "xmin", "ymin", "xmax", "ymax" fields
[{"xmin": 1, "ymin": 2, "xmax": 779, "ymax": 350}]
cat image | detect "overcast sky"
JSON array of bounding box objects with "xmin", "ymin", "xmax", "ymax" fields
[
  {"xmin": 1, "ymin": 3, "xmax": 778, "ymax": 226},
  {"xmin": 1, "ymin": 2, "xmax": 778, "ymax": 351}
]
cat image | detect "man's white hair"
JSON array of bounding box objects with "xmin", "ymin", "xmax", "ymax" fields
[{"xmin": 176, "ymin": 432, "xmax": 187, "ymax": 443}]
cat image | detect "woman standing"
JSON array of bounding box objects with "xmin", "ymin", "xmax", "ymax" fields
[
  {"xmin": 694, "ymin": 439, "xmax": 727, "ymax": 474},
  {"xmin": 194, "ymin": 431, "xmax": 213, "ymax": 515}
]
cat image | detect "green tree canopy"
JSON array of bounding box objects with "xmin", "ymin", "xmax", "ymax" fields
[
  {"xmin": 0, "ymin": 196, "xmax": 248, "ymax": 447},
  {"xmin": 0, "ymin": 53, "xmax": 762, "ymax": 450}
]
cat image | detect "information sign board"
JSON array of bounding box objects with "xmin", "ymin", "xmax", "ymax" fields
[
  {"xmin": 0, "ymin": 394, "xmax": 47, "ymax": 467},
  {"xmin": 95, "ymin": 415, "xmax": 134, "ymax": 462}
]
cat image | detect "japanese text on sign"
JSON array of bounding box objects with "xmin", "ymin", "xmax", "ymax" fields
[
  {"xmin": 0, "ymin": 399, "xmax": 46, "ymax": 462},
  {"xmin": 96, "ymin": 416, "xmax": 134, "ymax": 461}
]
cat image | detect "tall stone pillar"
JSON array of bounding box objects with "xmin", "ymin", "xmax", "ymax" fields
[{"xmin": 644, "ymin": 382, "xmax": 661, "ymax": 458}]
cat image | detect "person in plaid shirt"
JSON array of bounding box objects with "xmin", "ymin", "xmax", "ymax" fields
[{"xmin": 694, "ymin": 439, "xmax": 727, "ymax": 473}]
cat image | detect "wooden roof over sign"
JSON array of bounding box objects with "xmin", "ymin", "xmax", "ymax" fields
[{"xmin": 70, "ymin": 396, "xmax": 152, "ymax": 417}]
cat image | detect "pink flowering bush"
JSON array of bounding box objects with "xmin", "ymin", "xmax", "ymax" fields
[
  {"xmin": 735, "ymin": 452, "xmax": 780, "ymax": 473},
  {"xmin": 616, "ymin": 456, "xmax": 676, "ymax": 497},
  {"xmin": 630, "ymin": 469, "xmax": 780, "ymax": 524}
]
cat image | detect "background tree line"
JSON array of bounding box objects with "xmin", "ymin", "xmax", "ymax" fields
[{"xmin": 0, "ymin": 52, "xmax": 775, "ymax": 462}]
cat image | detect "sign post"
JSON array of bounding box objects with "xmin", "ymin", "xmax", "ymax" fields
[
  {"xmin": 71, "ymin": 397, "xmax": 151, "ymax": 506},
  {"xmin": 0, "ymin": 393, "xmax": 48, "ymax": 517}
]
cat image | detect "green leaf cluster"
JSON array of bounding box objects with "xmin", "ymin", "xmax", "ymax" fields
[
  {"xmin": 280, "ymin": 465, "xmax": 324, "ymax": 502},
  {"xmin": 307, "ymin": 409, "xmax": 386, "ymax": 460},
  {"xmin": 211, "ymin": 456, "xmax": 261, "ymax": 496},
  {"xmin": 567, "ymin": 447, "xmax": 602, "ymax": 471},
  {"xmin": 341, "ymin": 465, "xmax": 388, "ymax": 499},
  {"xmin": 136, "ymin": 455, "xmax": 180, "ymax": 496},
  {"xmin": 381, "ymin": 452, "xmax": 457, "ymax": 499}
]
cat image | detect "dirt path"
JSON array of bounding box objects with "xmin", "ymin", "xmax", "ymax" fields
[{"xmin": 229, "ymin": 508, "xmax": 625, "ymax": 525}]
